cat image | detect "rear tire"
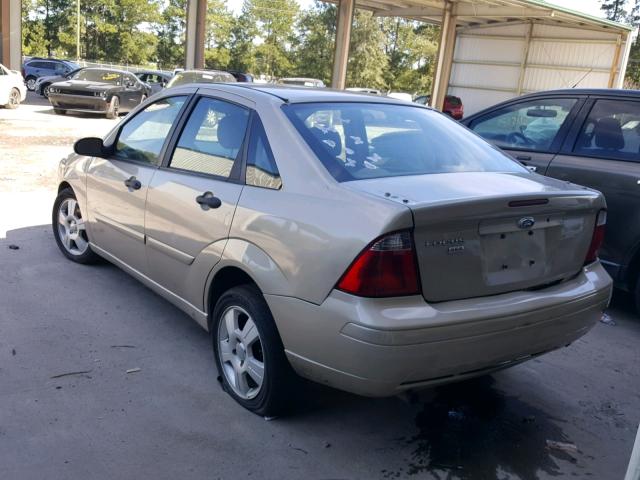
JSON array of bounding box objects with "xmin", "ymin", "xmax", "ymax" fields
[
  {"xmin": 52, "ymin": 188, "xmax": 100, "ymax": 264},
  {"xmin": 212, "ymin": 285, "xmax": 297, "ymax": 417},
  {"xmin": 5, "ymin": 88, "xmax": 20, "ymax": 109},
  {"xmin": 106, "ymin": 96, "xmax": 120, "ymax": 119}
]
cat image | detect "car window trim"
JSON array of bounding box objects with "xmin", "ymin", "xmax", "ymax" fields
[
  {"xmin": 158, "ymin": 93, "xmax": 251, "ymax": 184},
  {"xmin": 242, "ymin": 112, "xmax": 283, "ymax": 191},
  {"xmin": 563, "ymin": 96, "xmax": 640, "ymax": 163},
  {"xmin": 468, "ymin": 96, "xmax": 585, "ymax": 155},
  {"xmin": 109, "ymin": 93, "xmax": 194, "ymax": 168}
]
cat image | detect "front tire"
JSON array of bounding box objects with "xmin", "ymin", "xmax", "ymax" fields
[
  {"xmin": 212, "ymin": 285, "xmax": 296, "ymax": 416},
  {"xmin": 52, "ymin": 188, "xmax": 100, "ymax": 264},
  {"xmin": 42, "ymin": 84, "xmax": 51, "ymax": 98},
  {"xmin": 106, "ymin": 96, "xmax": 120, "ymax": 119},
  {"xmin": 25, "ymin": 76, "xmax": 36, "ymax": 91}
]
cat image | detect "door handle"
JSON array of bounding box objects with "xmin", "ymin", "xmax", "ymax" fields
[
  {"xmin": 196, "ymin": 191, "xmax": 222, "ymax": 210},
  {"xmin": 516, "ymin": 155, "xmax": 532, "ymax": 161},
  {"xmin": 124, "ymin": 176, "xmax": 142, "ymax": 190}
]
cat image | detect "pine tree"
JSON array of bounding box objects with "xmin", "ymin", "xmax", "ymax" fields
[{"xmin": 600, "ymin": 0, "xmax": 627, "ymax": 22}]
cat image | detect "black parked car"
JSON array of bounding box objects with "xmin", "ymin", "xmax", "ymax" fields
[
  {"xmin": 462, "ymin": 89, "xmax": 640, "ymax": 311},
  {"xmin": 134, "ymin": 70, "xmax": 172, "ymax": 94},
  {"xmin": 48, "ymin": 68, "xmax": 152, "ymax": 119}
]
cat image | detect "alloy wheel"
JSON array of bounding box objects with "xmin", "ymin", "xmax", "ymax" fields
[
  {"xmin": 9, "ymin": 90, "xmax": 19, "ymax": 106},
  {"xmin": 26, "ymin": 78, "xmax": 36, "ymax": 90},
  {"xmin": 57, "ymin": 198, "xmax": 89, "ymax": 255},
  {"xmin": 217, "ymin": 306, "xmax": 265, "ymax": 400}
]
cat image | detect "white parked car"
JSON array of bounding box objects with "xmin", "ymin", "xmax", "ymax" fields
[
  {"xmin": 0, "ymin": 63, "xmax": 26, "ymax": 109},
  {"xmin": 386, "ymin": 92, "xmax": 413, "ymax": 102}
]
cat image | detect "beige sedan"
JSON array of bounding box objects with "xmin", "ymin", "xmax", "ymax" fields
[{"xmin": 53, "ymin": 84, "xmax": 612, "ymax": 416}]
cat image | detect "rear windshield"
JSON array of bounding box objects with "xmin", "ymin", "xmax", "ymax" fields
[
  {"xmin": 72, "ymin": 69, "xmax": 121, "ymax": 84},
  {"xmin": 166, "ymin": 71, "xmax": 236, "ymax": 88},
  {"xmin": 283, "ymin": 102, "xmax": 525, "ymax": 181}
]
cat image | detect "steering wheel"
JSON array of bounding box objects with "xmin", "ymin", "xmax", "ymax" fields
[{"xmin": 506, "ymin": 131, "xmax": 534, "ymax": 146}]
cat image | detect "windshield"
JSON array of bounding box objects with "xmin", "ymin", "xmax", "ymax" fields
[
  {"xmin": 166, "ymin": 71, "xmax": 235, "ymax": 88},
  {"xmin": 71, "ymin": 69, "xmax": 121, "ymax": 84},
  {"xmin": 284, "ymin": 102, "xmax": 526, "ymax": 181}
]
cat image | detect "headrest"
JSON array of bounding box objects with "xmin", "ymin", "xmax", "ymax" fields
[
  {"xmin": 594, "ymin": 117, "xmax": 624, "ymax": 150},
  {"xmin": 217, "ymin": 115, "xmax": 246, "ymax": 151}
]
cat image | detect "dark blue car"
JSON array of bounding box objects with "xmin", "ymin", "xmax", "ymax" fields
[{"xmin": 22, "ymin": 58, "xmax": 80, "ymax": 91}]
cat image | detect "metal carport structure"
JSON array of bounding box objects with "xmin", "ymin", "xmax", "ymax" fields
[{"xmin": 321, "ymin": 0, "xmax": 635, "ymax": 115}]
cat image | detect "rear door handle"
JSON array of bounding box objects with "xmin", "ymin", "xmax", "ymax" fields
[
  {"xmin": 124, "ymin": 176, "xmax": 142, "ymax": 190},
  {"xmin": 196, "ymin": 191, "xmax": 222, "ymax": 210},
  {"xmin": 516, "ymin": 155, "xmax": 532, "ymax": 161}
]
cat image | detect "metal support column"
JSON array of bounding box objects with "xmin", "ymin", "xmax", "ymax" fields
[
  {"xmin": 517, "ymin": 22, "xmax": 533, "ymax": 95},
  {"xmin": 185, "ymin": 0, "xmax": 206, "ymax": 70},
  {"xmin": 431, "ymin": 1, "xmax": 457, "ymax": 111},
  {"xmin": 0, "ymin": 0, "xmax": 21, "ymax": 70},
  {"xmin": 331, "ymin": 0, "xmax": 355, "ymax": 89},
  {"xmin": 608, "ymin": 34, "xmax": 624, "ymax": 88}
]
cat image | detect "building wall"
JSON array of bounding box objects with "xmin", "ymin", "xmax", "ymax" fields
[{"xmin": 449, "ymin": 22, "xmax": 630, "ymax": 116}]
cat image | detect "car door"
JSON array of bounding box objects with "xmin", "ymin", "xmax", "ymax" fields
[
  {"xmin": 144, "ymin": 91, "xmax": 252, "ymax": 300},
  {"xmin": 547, "ymin": 97, "xmax": 640, "ymax": 280},
  {"xmin": 86, "ymin": 95, "xmax": 190, "ymax": 274},
  {"xmin": 466, "ymin": 96, "xmax": 584, "ymax": 173},
  {"xmin": 121, "ymin": 73, "xmax": 145, "ymax": 111}
]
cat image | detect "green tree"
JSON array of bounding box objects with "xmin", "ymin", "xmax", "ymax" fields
[
  {"xmin": 346, "ymin": 10, "xmax": 388, "ymax": 90},
  {"xmin": 204, "ymin": 0, "xmax": 234, "ymax": 69},
  {"xmin": 291, "ymin": 1, "xmax": 336, "ymax": 84},
  {"xmin": 156, "ymin": 0, "xmax": 186, "ymax": 69},
  {"xmin": 601, "ymin": 0, "xmax": 628, "ymax": 21}
]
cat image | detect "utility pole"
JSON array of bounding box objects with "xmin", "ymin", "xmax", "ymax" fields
[{"xmin": 76, "ymin": 0, "xmax": 80, "ymax": 60}]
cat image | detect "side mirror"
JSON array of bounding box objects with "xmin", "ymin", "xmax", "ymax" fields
[{"xmin": 74, "ymin": 137, "xmax": 108, "ymax": 157}]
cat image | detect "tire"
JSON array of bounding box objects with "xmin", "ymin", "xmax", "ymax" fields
[
  {"xmin": 5, "ymin": 88, "xmax": 20, "ymax": 109},
  {"xmin": 212, "ymin": 285, "xmax": 297, "ymax": 416},
  {"xmin": 53, "ymin": 108, "xmax": 66, "ymax": 115},
  {"xmin": 42, "ymin": 84, "xmax": 51, "ymax": 98},
  {"xmin": 25, "ymin": 76, "xmax": 37, "ymax": 91},
  {"xmin": 106, "ymin": 96, "xmax": 120, "ymax": 119},
  {"xmin": 52, "ymin": 188, "xmax": 100, "ymax": 264}
]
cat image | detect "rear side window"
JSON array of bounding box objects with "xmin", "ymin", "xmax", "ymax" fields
[
  {"xmin": 170, "ymin": 97, "xmax": 250, "ymax": 178},
  {"xmin": 469, "ymin": 98, "xmax": 577, "ymax": 152},
  {"xmin": 284, "ymin": 102, "xmax": 525, "ymax": 181},
  {"xmin": 246, "ymin": 117, "xmax": 281, "ymax": 189},
  {"xmin": 573, "ymin": 99, "xmax": 640, "ymax": 162},
  {"xmin": 115, "ymin": 96, "xmax": 187, "ymax": 165}
]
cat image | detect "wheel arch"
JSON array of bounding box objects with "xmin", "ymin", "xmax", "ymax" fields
[
  {"xmin": 58, "ymin": 181, "xmax": 73, "ymax": 194},
  {"xmin": 206, "ymin": 266, "xmax": 260, "ymax": 330}
]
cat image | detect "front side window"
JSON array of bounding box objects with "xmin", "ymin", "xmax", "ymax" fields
[
  {"xmin": 284, "ymin": 102, "xmax": 526, "ymax": 181},
  {"xmin": 573, "ymin": 99, "xmax": 640, "ymax": 162},
  {"xmin": 170, "ymin": 97, "xmax": 249, "ymax": 178},
  {"xmin": 246, "ymin": 117, "xmax": 281, "ymax": 189},
  {"xmin": 115, "ymin": 96, "xmax": 187, "ymax": 165},
  {"xmin": 469, "ymin": 98, "xmax": 578, "ymax": 152}
]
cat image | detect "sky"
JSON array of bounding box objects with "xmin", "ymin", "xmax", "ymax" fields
[{"xmin": 226, "ymin": 0, "xmax": 606, "ymax": 18}]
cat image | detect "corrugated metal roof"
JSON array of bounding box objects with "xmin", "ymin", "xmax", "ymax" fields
[{"xmin": 327, "ymin": 0, "xmax": 633, "ymax": 32}]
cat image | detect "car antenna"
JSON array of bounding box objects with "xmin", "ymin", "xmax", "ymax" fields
[{"xmin": 572, "ymin": 68, "xmax": 594, "ymax": 88}]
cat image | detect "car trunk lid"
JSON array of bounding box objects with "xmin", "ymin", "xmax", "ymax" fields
[{"xmin": 345, "ymin": 172, "xmax": 603, "ymax": 302}]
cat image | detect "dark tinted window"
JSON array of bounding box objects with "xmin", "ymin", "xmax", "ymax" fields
[
  {"xmin": 246, "ymin": 117, "xmax": 281, "ymax": 189},
  {"xmin": 170, "ymin": 97, "xmax": 249, "ymax": 178},
  {"xmin": 573, "ymin": 99, "xmax": 640, "ymax": 162},
  {"xmin": 73, "ymin": 69, "xmax": 122, "ymax": 84},
  {"xmin": 284, "ymin": 102, "xmax": 525, "ymax": 181},
  {"xmin": 469, "ymin": 98, "xmax": 577, "ymax": 152},
  {"xmin": 115, "ymin": 96, "xmax": 187, "ymax": 165}
]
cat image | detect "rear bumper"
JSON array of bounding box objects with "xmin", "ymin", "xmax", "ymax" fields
[
  {"xmin": 266, "ymin": 262, "xmax": 612, "ymax": 397},
  {"xmin": 49, "ymin": 94, "xmax": 109, "ymax": 113}
]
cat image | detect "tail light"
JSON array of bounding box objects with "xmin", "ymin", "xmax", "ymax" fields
[
  {"xmin": 337, "ymin": 230, "xmax": 420, "ymax": 297},
  {"xmin": 585, "ymin": 210, "xmax": 606, "ymax": 265}
]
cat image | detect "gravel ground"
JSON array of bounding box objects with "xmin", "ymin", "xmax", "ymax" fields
[{"xmin": 1, "ymin": 93, "xmax": 639, "ymax": 480}]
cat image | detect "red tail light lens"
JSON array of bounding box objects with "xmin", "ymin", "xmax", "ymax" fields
[
  {"xmin": 337, "ymin": 231, "xmax": 420, "ymax": 297},
  {"xmin": 585, "ymin": 210, "xmax": 606, "ymax": 265}
]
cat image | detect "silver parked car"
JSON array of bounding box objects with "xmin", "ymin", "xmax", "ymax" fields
[{"xmin": 53, "ymin": 84, "xmax": 612, "ymax": 416}]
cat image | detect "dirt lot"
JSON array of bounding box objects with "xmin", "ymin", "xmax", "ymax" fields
[{"xmin": 1, "ymin": 94, "xmax": 639, "ymax": 480}]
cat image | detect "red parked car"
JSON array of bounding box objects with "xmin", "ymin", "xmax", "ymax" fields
[{"xmin": 414, "ymin": 94, "xmax": 464, "ymax": 120}]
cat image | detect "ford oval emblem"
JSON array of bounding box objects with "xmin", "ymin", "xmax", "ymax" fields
[{"xmin": 518, "ymin": 217, "xmax": 536, "ymax": 229}]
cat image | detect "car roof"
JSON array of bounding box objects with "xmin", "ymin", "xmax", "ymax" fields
[
  {"xmin": 511, "ymin": 88, "xmax": 640, "ymax": 98},
  {"xmin": 187, "ymin": 83, "xmax": 425, "ymax": 106}
]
